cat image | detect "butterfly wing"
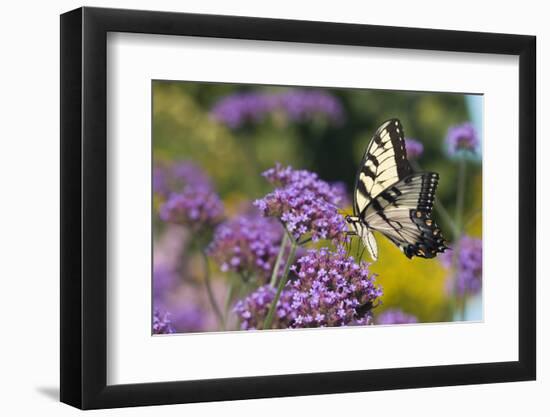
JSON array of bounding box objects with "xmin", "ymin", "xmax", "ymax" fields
[
  {"xmin": 364, "ymin": 172, "xmax": 447, "ymax": 259},
  {"xmin": 353, "ymin": 119, "xmax": 412, "ymax": 217},
  {"xmin": 352, "ymin": 221, "xmax": 378, "ymax": 261}
]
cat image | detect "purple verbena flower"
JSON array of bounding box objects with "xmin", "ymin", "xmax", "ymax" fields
[
  {"xmin": 159, "ymin": 186, "xmax": 223, "ymax": 229},
  {"xmin": 441, "ymin": 236, "xmax": 482, "ymax": 296},
  {"xmin": 329, "ymin": 181, "xmax": 352, "ymax": 208},
  {"xmin": 153, "ymin": 165, "xmax": 169, "ymax": 196},
  {"xmin": 233, "ymin": 286, "xmax": 277, "ymax": 330},
  {"xmin": 261, "ymin": 164, "xmax": 346, "ymax": 206},
  {"xmin": 153, "ymin": 309, "xmax": 175, "ymax": 334},
  {"xmin": 153, "ymin": 289, "xmax": 216, "ymax": 334},
  {"xmin": 153, "ymin": 263, "xmax": 177, "ymax": 300},
  {"xmin": 276, "ymin": 90, "xmax": 344, "ymax": 124},
  {"xmin": 376, "ymin": 309, "xmax": 418, "ymax": 325},
  {"xmin": 210, "ymin": 92, "xmax": 277, "ymax": 129},
  {"xmin": 210, "ymin": 89, "xmax": 344, "ymax": 129},
  {"xmin": 234, "ymin": 247, "xmax": 382, "ymax": 330},
  {"xmin": 445, "ymin": 122, "xmax": 480, "ymax": 157},
  {"xmin": 157, "ymin": 162, "xmax": 223, "ymax": 230},
  {"xmin": 154, "ymin": 160, "xmax": 212, "ymax": 198},
  {"xmin": 254, "ymin": 164, "xmax": 348, "ymax": 242},
  {"xmin": 168, "ymin": 305, "xmax": 207, "ymax": 333},
  {"xmin": 171, "ymin": 161, "xmax": 212, "ymax": 187},
  {"xmin": 405, "ymin": 138, "xmax": 424, "ymax": 159},
  {"xmin": 207, "ymin": 212, "xmax": 284, "ymax": 280}
]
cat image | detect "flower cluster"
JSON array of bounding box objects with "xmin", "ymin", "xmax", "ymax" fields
[
  {"xmin": 445, "ymin": 122, "xmax": 480, "ymax": 157},
  {"xmin": 153, "ymin": 290, "xmax": 214, "ymax": 334},
  {"xmin": 157, "ymin": 161, "xmax": 223, "ymax": 230},
  {"xmin": 210, "ymin": 92, "xmax": 275, "ymax": 129},
  {"xmin": 276, "ymin": 90, "xmax": 344, "ymax": 124},
  {"xmin": 207, "ymin": 212, "xmax": 284, "ymax": 280},
  {"xmin": 168, "ymin": 305, "xmax": 207, "ymax": 333},
  {"xmin": 153, "ymin": 263, "xmax": 177, "ymax": 300},
  {"xmin": 405, "ymin": 138, "xmax": 424, "ymax": 159},
  {"xmin": 329, "ymin": 181, "xmax": 351, "ymax": 208},
  {"xmin": 234, "ymin": 247, "xmax": 382, "ymax": 330},
  {"xmin": 254, "ymin": 164, "xmax": 348, "ymax": 242},
  {"xmin": 153, "ymin": 165, "xmax": 169, "ymax": 196},
  {"xmin": 376, "ymin": 309, "xmax": 418, "ymax": 325},
  {"xmin": 233, "ymin": 285, "xmax": 277, "ymax": 330},
  {"xmin": 153, "ymin": 310, "xmax": 174, "ymax": 334},
  {"xmin": 441, "ymin": 236, "xmax": 482, "ymax": 296},
  {"xmin": 159, "ymin": 189, "xmax": 223, "ymax": 229},
  {"xmin": 153, "ymin": 161, "xmax": 211, "ymax": 198},
  {"xmin": 210, "ymin": 89, "xmax": 343, "ymax": 129}
]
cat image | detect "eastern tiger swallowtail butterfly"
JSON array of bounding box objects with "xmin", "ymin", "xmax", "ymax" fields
[{"xmin": 346, "ymin": 118, "xmax": 448, "ymax": 261}]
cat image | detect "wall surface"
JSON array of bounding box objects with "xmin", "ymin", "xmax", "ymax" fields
[{"xmin": 0, "ymin": 0, "xmax": 545, "ymax": 415}]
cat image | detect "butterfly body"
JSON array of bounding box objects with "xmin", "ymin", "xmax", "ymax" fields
[{"xmin": 347, "ymin": 119, "xmax": 448, "ymax": 261}]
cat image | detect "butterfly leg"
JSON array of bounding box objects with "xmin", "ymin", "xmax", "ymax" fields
[{"xmin": 345, "ymin": 231, "xmax": 356, "ymax": 256}]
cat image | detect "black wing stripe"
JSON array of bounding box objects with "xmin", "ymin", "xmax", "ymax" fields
[
  {"xmin": 361, "ymin": 164, "xmax": 377, "ymax": 179},
  {"xmin": 353, "ymin": 119, "xmax": 412, "ymax": 216},
  {"xmin": 365, "ymin": 172, "xmax": 448, "ymax": 259}
]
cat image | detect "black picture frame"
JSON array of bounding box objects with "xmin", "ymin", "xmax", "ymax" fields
[{"xmin": 60, "ymin": 6, "xmax": 536, "ymax": 410}]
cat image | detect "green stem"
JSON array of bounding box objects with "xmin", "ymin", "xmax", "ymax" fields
[
  {"xmin": 451, "ymin": 158, "xmax": 467, "ymax": 321},
  {"xmin": 263, "ymin": 240, "xmax": 297, "ymax": 330},
  {"xmin": 201, "ymin": 250, "xmax": 224, "ymax": 329},
  {"xmin": 223, "ymin": 279, "xmax": 237, "ymax": 330},
  {"xmin": 434, "ymin": 195, "xmax": 460, "ymax": 239},
  {"xmin": 455, "ymin": 158, "xmax": 467, "ymax": 236},
  {"xmin": 458, "ymin": 293, "xmax": 467, "ymax": 321},
  {"xmin": 464, "ymin": 208, "xmax": 482, "ymax": 232},
  {"xmin": 269, "ymin": 232, "xmax": 289, "ymax": 287}
]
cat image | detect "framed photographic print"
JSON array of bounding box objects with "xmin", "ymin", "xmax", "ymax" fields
[{"xmin": 60, "ymin": 6, "xmax": 536, "ymax": 409}]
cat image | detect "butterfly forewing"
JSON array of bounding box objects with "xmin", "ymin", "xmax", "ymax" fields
[{"xmin": 353, "ymin": 119, "xmax": 412, "ymax": 217}]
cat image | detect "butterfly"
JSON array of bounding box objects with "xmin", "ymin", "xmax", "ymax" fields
[{"xmin": 346, "ymin": 118, "xmax": 448, "ymax": 261}]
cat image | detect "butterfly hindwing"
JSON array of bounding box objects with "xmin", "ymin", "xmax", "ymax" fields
[
  {"xmin": 352, "ymin": 221, "xmax": 378, "ymax": 261},
  {"xmin": 353, "ymin": 119, "xmax": 412, "ymax": 217},
  {"xmin": 364, "ymin": 172, "xmax": 447, "ymax": 259}
]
